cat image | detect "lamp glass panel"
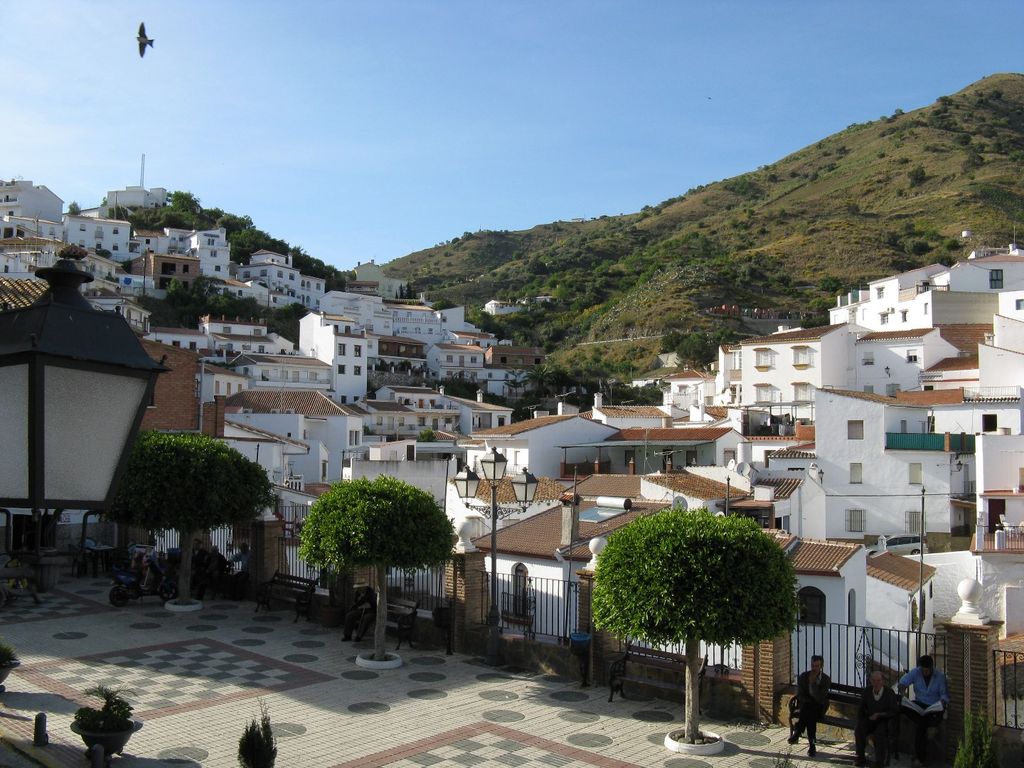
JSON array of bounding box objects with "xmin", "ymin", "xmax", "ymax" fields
[
  {"xmin": 44, "ymin": 366, "xmax": 148, "ymax": 502},
  {"xmin": 0, "ymin": 364, "xmax": 29, "ymax": 498},
  {"xmin": 479, "ymin": 449, "xmax": 507, "ymax": 481},
  {"xmin": 511, "ymin": 471, "xmax": 538, "ymax": 504},
  {"xmin": 453, "ymin": 467, "xmax": 480, "ymax": 500}
]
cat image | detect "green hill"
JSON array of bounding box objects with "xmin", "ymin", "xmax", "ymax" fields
[{"xmin": 383, "ymin": 73, "xmax": 1024, "ymax": 374}]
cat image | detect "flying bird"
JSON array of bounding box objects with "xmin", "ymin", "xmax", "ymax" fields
[{"xmin": 137, "ymin": 23, "xmax": 154, "ymax": 58}]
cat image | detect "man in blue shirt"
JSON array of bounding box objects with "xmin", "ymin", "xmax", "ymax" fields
[{"xmin": 899, "ymin": 655, "xmax": 949, "ymax": 767}]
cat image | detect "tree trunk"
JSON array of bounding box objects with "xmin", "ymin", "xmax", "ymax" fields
[
  {"xmin": 176, "ymin": 528, "xmax": 198, "ymax": 605},
  {"xmin": 684, "ymin": 636, "xmax": 701, "ymax": 743},
  {"xmin": 373, "ymin": 563, "xmax": 388, "ymax": 661}
]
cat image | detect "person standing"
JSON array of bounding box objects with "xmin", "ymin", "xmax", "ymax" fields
[
  {"xmin": 789, "ymin": 654, "xmax": 830, "ymax": 756},
  {"xmin": 899, "ymin": 655, "xmax": 949, "ymax": 767},
  {"xmin": 855, "ymin": 671, "xmax": 899, "ymax": 767}
]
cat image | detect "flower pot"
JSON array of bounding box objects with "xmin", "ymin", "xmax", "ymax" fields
[
  {"xmin": 320, "ymin": 604, "xmax": 344, "ymax": 628},
  {"xmin": 0, "ymin": 660, "xmax": 20, "ymax": 693},
  {"xmin": 70, "ymin": 720, "xmax": 143, "ymax": 756}
]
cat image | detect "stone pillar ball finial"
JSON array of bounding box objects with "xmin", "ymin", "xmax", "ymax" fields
[{"xmin": 588, "ymin": 536, "xmax": 607, "ymax": 570}]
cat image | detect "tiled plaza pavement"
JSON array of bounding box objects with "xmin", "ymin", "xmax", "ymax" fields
[{"xmin": 0, "ymin": 577, "xmax": 913, "ymax": 767}]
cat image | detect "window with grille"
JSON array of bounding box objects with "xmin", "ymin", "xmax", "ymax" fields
[
  {"xmin": 755, "ymin": 350, "xmax": 774, "ymax": 368},
  {"xmin": 798, "ymin": 587, "xmax": 826, "ymax": 624},
  {"xmin": 846, "ymin": 508, "xmax": 865, "ymax": 532},
  {"xmin": 905, "ymin": 509, "xmax": 922, "ymax": 534},
  {"xmin": 792, "ymin": 347, "xmax": 812, "ymax": 366},
  {"xmin": 850, "ymin": 463, "xmax": 863, "ymax": 484}
]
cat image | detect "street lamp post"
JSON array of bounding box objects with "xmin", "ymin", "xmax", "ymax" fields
[
  {"xmin": 0, "ymin": 247, "xmax": 165, "ymax": 555},
  {"xmin": 454, "ymin": 447, "xmax": 538, "ymax": 666}
]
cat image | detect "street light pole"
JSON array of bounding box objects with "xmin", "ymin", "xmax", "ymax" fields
[
  {"xmin": 486, "ymin": 478, "xmax": 501, "ymax": 665},
  {"xmin": 918, "ymin": 486, "xmax": 925, "ymax": 651}
]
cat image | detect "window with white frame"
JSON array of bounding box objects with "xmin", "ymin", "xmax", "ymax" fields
[
  {"xmin": 848, "ymin": 420, "xmax": 864, "ymax": 439},
  {"xmin": 793, "ymin": 382, "xmax": 813, "ymax": 401},
  {"xmin": 906, "ymin": 350, "xmax": 919, "ymax": 363},
  {"xmin": 1017, "ymin": 299, "xmax": 1024, "ymax": 311},
  {"xmin": 754, "ymin": 384, "xmax": 775, "ymax": 403},
  {"xmin": 905, "ymin": 509, "xmax": 922, "ymax": 534},
  {"xmin": 909, "ymin": 462, "xmax": 922, "ymax": 485},
  {"xmin": 792, "ymin": 346, "xmax": 812, "ymax": 366},
  {"xmin": 850, "ymin": 463, "xmax": 863, "ymax": 484},
  {"xmin": 879, "ymin": 313, "xmax": 889, "ymax": 325},
  {"xmin": 862, "ymin": 351, "xmax": 874, "ymax": 366},
  {"xmin": 846, "ymin": 508, "xmax": 865, "ymax": 533},
  {"xmin": 876, "ymin": 287, "xmax": 885, "ymax": 298},
  {"xmin": 754, "ymin": 349, "xmax": 774, "ymax": 368}
]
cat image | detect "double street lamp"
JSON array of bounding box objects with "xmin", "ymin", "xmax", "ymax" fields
[
  {"xmin": 0, "ymin": 248, "xmax": 165, "ymax": 552},
  {"xmin": 453, "ymin": 447, "xmax": 538, "ymax": 666}
]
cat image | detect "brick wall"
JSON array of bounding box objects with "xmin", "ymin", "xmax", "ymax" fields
[{"xmin": 139, "ymin": 340, "xmax": 225, "ymax": 436}]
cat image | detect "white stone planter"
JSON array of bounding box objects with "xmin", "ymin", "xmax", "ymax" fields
[
  {"xmin": 164, "ymin": 599, "xmax": 203, "ymax": 613},
  {"xmin": 355, "ymin": 652, "xmax": 403, "ymax": 670},
  {"xmin": 664, "ymin": 729, "xmax": 725, "ymax": 755}
]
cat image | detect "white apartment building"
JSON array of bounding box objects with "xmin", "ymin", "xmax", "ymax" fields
[
  {"xmin": 63, "ymin": 214, "xmax": 132, "ymax": 261},
  {"xmin": 484, "ymin": 299, "xmax": 522, "ymax": 316},
  {"xmin": 318, "ymin": 292, "xmax": 393, "ymax": 335},
  {"xmin": 351, "ymin": 259, "xmax": 407, "ymax": 299},
  {"xmin": 0, "ymin": 237, "xmax": 60, "ymax": 277},
  {"xmin": 853, "ymin": 328, "xmax": 960, "ymax": 395},
  {"xmin": 146, "ymin": 326, "xmax": 208, "ymax": 352},
  {"xmin": 200, "ymin": 316, "xmax": 294, "ymax": 359},
  {"xmin": 298, "ymin": 311, "xmax": 372, "ymax": 404},
  {"xmin": 104, "ymin": 185, "xmax": 168, "ymax": 213},
  {"xmin": 237, "ymin": 250, "xmax": 326, "ymax": 308},
  {"xmin": 387, "ymin": 301, "xmax": 475, "ymax": 344},
  {"xmin": 1, "ymin": 215, "xmax": 62, "ymax": 241},
  {"xmin": 231, "ymin": 353, "xmax": 333, "ymax": 392},
  {"xmin": 200, "ymin": 366, "xmax": 249, "ymax": 401},
  {"xmin": 428, "ymin": 343, "xmax": 486, "ymax": 382},
  {"xmin": 0, "ymin": 179, "xmax": 63, "ymax": 222},
  {"xmin": 131, "ymin": 229, "xmax": 170, "ymax": 256}
]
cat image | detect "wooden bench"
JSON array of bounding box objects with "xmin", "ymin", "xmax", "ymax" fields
[
  {"xmin": 254, "ymin": 571, "xmax": 316, "ymax": 622},
  {"xmin": 384, "ymin": 597, "xmax": 419, "ymax": 650},
  {"xmin": 608, "ymin": 644, "xmax": 707, "ymax": 703},
  {"xmin": 788, "ymin": 680, "xmax": 861, "ymax": 738}
]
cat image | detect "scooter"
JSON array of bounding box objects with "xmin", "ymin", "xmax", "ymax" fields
[{"xmin": 108, "ymin": 551, "xmax": 177, "ymax": 607}]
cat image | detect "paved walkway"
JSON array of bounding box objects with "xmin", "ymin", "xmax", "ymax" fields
[{"xmin": 0, "ymin": 576, "xmax": 906, "ymax": 767}]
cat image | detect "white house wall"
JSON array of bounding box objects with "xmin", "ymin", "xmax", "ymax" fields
[
  {"xmin": 348, "ymin": 458, "xmax": 454, "ymax": 506},
  {"xmin": 978, "ymin": 344, "xmax": 1024, "ymax": 393}
]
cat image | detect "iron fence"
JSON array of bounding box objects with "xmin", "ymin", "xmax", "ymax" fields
[
  {"xmin": 792, "ymin": 622, "xmax": 946, "ymax": 688},
  {"xmin": 994, "ymin": 649, "xmax": 1024, "ymax": 729},
  {"xmin": 386, "ymin": 565, "xmax": 447, "ymax": 612},
  {"xmin": 624, "ymin": 637, "xmax": 743, "ymax": 672},
  {"xmin": 480, "ymin": 573, "xmax": 579, "ymax": 642}
]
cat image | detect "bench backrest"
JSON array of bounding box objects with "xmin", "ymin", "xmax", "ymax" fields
[
  {"xmin": 271, "ymin": 571, "xmax": 315, "ymax": 589},
  {"xmin": 387, "ymin": 597, "xmax": 419, "ymax": 615}
]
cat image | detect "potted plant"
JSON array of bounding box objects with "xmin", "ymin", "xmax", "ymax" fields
[
  {"xmin": 0, "ymin": 639, "xmax": 19, "ymax": 693},
  {"xmin": 70, "ymin": 686, "xmax": 143, "ymax": 757},
  {"xmin": 238, "ymin": 700, "xmax": 277, "ymax": 768}
]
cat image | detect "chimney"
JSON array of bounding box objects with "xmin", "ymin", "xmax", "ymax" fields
[
  {"xmin": 557, "ymin": 401, "xmax": 564, "ymax": 416},
  {"xmin": 594, "ymin": 392, "xmax": 603, "ymax": 409},
  {"xmin": 477, "ymin": 389, "xmax": 484, "ymax": 403},
  {"xmin": 628, "ymin": 455, "xmax": 636, "ymax": 475},
  {"xmin": 560, "ymin": 497, "xmax": 579, "ymax": 548},
  {"xmin": 438, "ymin": 385, "xmax": 445, "ymax": 397}
]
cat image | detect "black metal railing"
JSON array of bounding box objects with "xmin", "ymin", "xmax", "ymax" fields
[
  {"xmin": 975, "ymin": 524, "xmax": 1024, "ymax": 552},
  {"xmin": 792, "ymin": 622, "xmax": 946, "ymax": 688},
  {"xmin": 995, "ymin": 649, "xmax": 1024, "ymax": 729},
  {"xmin": 625, "ymin": 637, "xmax": 744, "ymax": 672},
  {"xmin": 386, "ymin": 565, "xmax": 446, "ymax": 612},
  {"xmin": 481, "ymin": 573, "xmax": 579, "ymax": 642}
]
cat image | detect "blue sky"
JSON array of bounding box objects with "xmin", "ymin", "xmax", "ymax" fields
[{"xmin": 4, "ymin": 2, "xmax": 1023, "ymax": 271}]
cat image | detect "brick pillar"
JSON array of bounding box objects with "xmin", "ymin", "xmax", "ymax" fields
[
  {"xmin": 251, "ymin": 517, "xmax": 283, "ymax": 587},
  {"xmin": 575, "ymin": 568, "xmax": 616, "ymax": 686},
  {"xmin": 943, "ymin": 620, "xmax": 1000, "ymax": 761},
  {"xmin": 741, "ymin": 633, "xmax": 790, "ymax": 724},
  {"xmin": 448, "ymin": 551, "xmax": 487, "ymax": 655}
]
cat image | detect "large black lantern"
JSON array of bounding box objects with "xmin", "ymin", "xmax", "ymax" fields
[{"xmin": 0, "ymin": 250, "xmax": 165, "ymax": 512}]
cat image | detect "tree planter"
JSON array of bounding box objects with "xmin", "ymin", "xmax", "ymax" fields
[
  {"xmin": 320, "ymin": 604, "xmax": 344, "ymax": 628},
  {"xmin": 0, "ymin": 660, "xmax": 20, "ymax": 693},
  {"xmin": 70, "ymin": 720, "xmax": 143, "ymax": 757},
  {"xmin": 355, "ymin": 652, "xmax": 402, "ymax": 670},
  {"xmin": 164, "ymin": 599, "xmax": 203, "ymax": 613},
  {"xmin": 664, "ymin": 729, "xmax": 725, "ymax": 756}
]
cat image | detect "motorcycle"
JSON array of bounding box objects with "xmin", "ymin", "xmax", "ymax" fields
[{"xmin": 108, "ymin": 549, "xmax": 178, "ymax": 607}]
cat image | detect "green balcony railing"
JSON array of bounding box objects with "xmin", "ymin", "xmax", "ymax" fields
[{"xmin": 885, "ymin": 432, "xmax": 975, "ymax": 453}]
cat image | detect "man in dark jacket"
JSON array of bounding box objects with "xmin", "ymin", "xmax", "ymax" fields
[
  {"xmin": 789, "ymin": 654, "xmax": 830, "ymax": 756},
  {"xmin": 342, "ymin": 585, "xmax": 376, "ymax": 641},
  {"xmin": 855, "ymin": 671, "xmax": 899, "ymax": 767}
]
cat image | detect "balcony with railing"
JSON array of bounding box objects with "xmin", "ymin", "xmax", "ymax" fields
[
  {"xmin": 885, "ymin": 432, "xmax": 975, "ymax": 453},
  {"xmin": 963, "ymin": 386, "xmax": 1021, "ymax": 402},
  {"xmin": 975, "ymin": 523, "xmax": 1024, "ymax": 552}
]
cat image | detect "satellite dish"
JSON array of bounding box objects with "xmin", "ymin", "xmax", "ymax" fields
[
  {"xmin": 672, "ymin": 496, "xmax": 688, "ymax": 511},
  {"xmin": 727, "ymin": 459, "xmax": 737, "ymax": 471},
  {"xmin": 736, "ymin": 462, "xmax": 750, "ymax": 478}
]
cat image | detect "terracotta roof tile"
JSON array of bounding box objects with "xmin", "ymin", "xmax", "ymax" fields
[
  {"xmin": 598, "ymin": 405, "xmax": 669, "ymax": 418},
  {"xmin": 867, "ymin": 551, "xmax": 936, "ymax": 591},
  {"xmin": 857, "ymin": 328, "xmax": 934, "ymax": 342},
  {"xmin": 0, "ymin": 276, "xmax": 46, "ymax": 310},
  {"xmin": 574, "ymin": 475, "xmax": 643, "ymax": 498},
  {"xmin": 787, "ymin": 538, "xmax": 860, "ymax": 576},
  {"xmin": 935, "ymin": 324, "xmax": 992, "ymax": 353},
  {"xmin": 644, "ymin": 471, "xmax": 735, "ymax": 500},
  {"xmin": 895, "ymin": 388, "xmax": 966, "ymax": 405},
  {"xmin": 924, "ymin": 355, "xmax": 979, "ymax": 373},
  {"xmin": 225, "ymin": 390, "xmax": 360, "ymax": 417},
  {"xmin": 361, "ymin": 399, "xmax": 414, "ymax": 413},
  {"xmin": 757, "ymin": 477, "xmax": 803, "ymax": 500},
  {"xmin": 614, "ymin": 427, "xmax": 732, "ymax": 442},
  {"xmin": 818, "ymin": 388, "xmax": 904, "ymax": 405},
  {"xmin": 458, "ymin": 476, "xmax": 567, "ymax": 507},
  {"xmin": 474, "ymin": 413, "xmax": 576, "ymax": 436},
  {"xmin": 769, "ymin": 443, "xmax": 816, "ymax": 459},
  {"xmin": 741, "ymin": 324, "xmax": 846, "ymax": 346}
]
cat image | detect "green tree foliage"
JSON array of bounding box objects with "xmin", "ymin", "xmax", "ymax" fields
[
  {"xmin": 298, "ymin": 477, "xmax": 454, "ymax": 661},
  {"xmin": 953, "ymin": 711, "xmax": 998, "ymax": 768},
  {"xmin": 108, "ymin": 432, "xmax": 274, "ymax": 604},
  {"xmin": 238, "ymin": 700, "xmax": 277, "ymax": 768},
  {"xmin": 67, "ymin": 201, "xmax": 81, "ymax": 215},
  {"xmin": 593, "ymin": 509, "xmax": 797, "ymax": 743}
]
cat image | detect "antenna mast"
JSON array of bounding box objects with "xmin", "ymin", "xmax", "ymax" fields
[{"xmin": 140, "ymin": 153, "xmax": 145, "ymax": 188}]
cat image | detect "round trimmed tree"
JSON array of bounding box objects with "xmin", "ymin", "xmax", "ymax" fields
[
  {"xmin": 592, "ymin": 508, "xmax": 798, "ymax": 744},
  {"xmin": 298, "ymin": 476, "xmax": 454, "ymax": 662},
  {"xmin": 108, "ymin": 431, "xmax": 275, "ymax": 605}
]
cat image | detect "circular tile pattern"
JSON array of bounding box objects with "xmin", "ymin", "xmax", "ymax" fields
[
  {"xmin": 341, "ymin": 670, "xmax": 379, "ymax": 681},
  {"xmin": 283, "ymin": 654, "xmax": 318, "ymax": 663},
  {"xmin": 745, "ymin": 759, "xmax": 778, "ymax": 768},
  {"xmin": 129, "ymin": 622, "xmax": 162, "ymax": 630},
  {"xmin": 252, "ymin": 614, "xmax": 283, "ymax": 622},
  {"xmin": 479, "ymin": 689, "xmax": 518, "ymax": 702},
  {"xmin": 410, "ymin": 656, "xmax": 446, "ymax": 666},
  {"xmin": 145, "ymin": 612, "xmax": 167, "ymax": 619},
  {"xmin": 272, "ymin": 723, "xmax": 306, "ymax": 738},
  {"xmin": 157, "ymin": 747, "xmax": 209, "ymax": 762},
  {"xmin": 348, "ymin": 701, "xmax": 390, "ymax": 715},
  {"xmin": 557, "ymin": 710, "xmax": 600, "ymax": 724},
  {"xmin": 647, "ymin": 732, "xmax": 668, "ymax": 745},
  {"xmin": 52, "ymin": 632, "xmax": 87, "ymax": 640},
  {"xmin": 542, "ymin": 674, "xmax": 573, "ymax": 684},
  {"xmin": 232, "ymin": 639, "xmax": 266, "ymax": 647},
  {"xmin": 482, "ymin": 709, "xmax": 524, "ymax": 723},
  {"xmin": 723, "ymin": 731, "xmax": 770, "ymax": 747},
  {"xmin": 408, "ymin": 672, "xmax": 447, "ymax": 683},
  {"xmin": 476, "ymin": 672, "xmax": 513, "ymax": 682},
  {"xmin": 550, "ymin": 691, "xmax": 589, "ymax": 702},
  {"xmin": 199, "ymin": 613, "xmax": 228, "ymax": 621},
  {"xmin": 632, "ymin": 709, "xmax": 675, "ymax": 723},
  {"xmin": 567, "ymin": 733, "xmax": 612, "ymax": 748},
  {"xmin": 209, "ymin": 603, "xmax": 238, "ymax": 610},
  {"xmin": 186, "ymin": 624, "xmax": 217, "ymax": 632},
  {"xmin": 407, "ymin": 688, "xmax": 447, "ymax": 700},
  {"xmin": 292, "ymin": 640, "xmax": 325, "ymax": 649},
  {"xmin": 242, "ymin": 626, "xmax": 274, "ymax": 634},
  {"xmin": 664, "ymin": 759, "xmax": 713, "ymax": 768},
  {"xmin": 299, "ymin": 627, "xmax": 329, "ymax": 636}
]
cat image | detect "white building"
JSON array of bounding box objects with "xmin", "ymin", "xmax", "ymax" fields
[
  {"xmin": 237, "ymin": 249, "xmax": 326, "ymax": 309},
  {"xmin": 0, "ymin": 179, "xmax": 63, "ymax": 222},
  {"xmin": 298, "ymin": 311, "xmax": 372, "ymax": 403},
  {"xmin": 484, "ymin": 299, "xmax": 522, "ymax": 316},
  {"xmin": 351, "ymin": 259, "xmax": 407, "ymax": 299},
  {"xmin": 63, "ymin": 214, "xmax": 132, "ymax": 261},
  {"xmin": 104, "ymin": 185, "xmax": 168, "ymax": 213},
  {"xmin": 231, "ymin": 353, "xmax": 333, "ymax": 392},
  {"xmin": 318, "ymin": 291, "xmax": 394, "ymax": 335}
]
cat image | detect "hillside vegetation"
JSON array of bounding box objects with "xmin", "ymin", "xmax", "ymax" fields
[{"xmin": 383, "ymin": 73, "xmax": 1024, "ymax": 374}]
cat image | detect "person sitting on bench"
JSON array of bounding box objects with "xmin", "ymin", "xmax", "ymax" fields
[
  {"xmin": 899, "ymin": 655, "xmax": 949, "ymax": 767},
  {"xmin": 789, "ymin": 654, "xmax": 830, "ymax": 757},
  {"xmin": 342, "ymin": 585, "xmax": 376, "ymax": 641},
  {"xmin": 855, "ymin": 671, "xmax": 899, "ymax": 767}
]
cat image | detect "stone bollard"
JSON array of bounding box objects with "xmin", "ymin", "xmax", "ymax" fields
[{"xmin": 32, "ymin": 712, "xmax": 48, "ymax": 746}]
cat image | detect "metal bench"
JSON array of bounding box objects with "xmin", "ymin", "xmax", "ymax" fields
[
  {"xmin": 384, "ymin": 597, "xmax": 419, "ymax": 650},
  {"xmin": 254, "ymin": 571, "xmax": 316, "ymax": 622},
  {"xmin": 608, "ymin": 643, "xmax": 706, "ymax": 703}
]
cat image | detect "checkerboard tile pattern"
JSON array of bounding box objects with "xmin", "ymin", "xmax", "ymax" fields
[
  {"xmin": 18, "ymin": 638, "xmax": 332, "ymax": 719},
  {"xmin": 0, "ymin": 588, "xmax": 113, "ymax": 624}
]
